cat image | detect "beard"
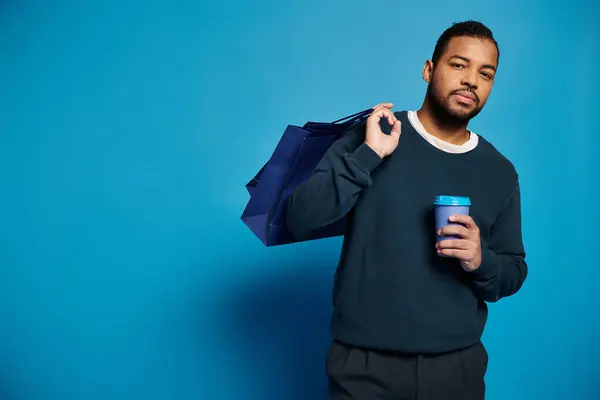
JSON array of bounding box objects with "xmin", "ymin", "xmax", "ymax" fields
[{"xmin": 427, "ymin": 78, "xmax": 483, "ymax": 124}]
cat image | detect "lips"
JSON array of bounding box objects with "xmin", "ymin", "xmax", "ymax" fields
[{"xmin": 453, "ymin": 91, "xmax": 477, "ymax": 105}]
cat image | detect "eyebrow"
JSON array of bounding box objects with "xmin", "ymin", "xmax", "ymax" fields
[{"xmin": 448, "ymin": 55, "xmax": 497, "ymax": 72}]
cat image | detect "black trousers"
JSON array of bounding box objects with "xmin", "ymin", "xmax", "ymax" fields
[{"xmin": 326, "ymin": 339, "xmax": 488, "ymax": 400}]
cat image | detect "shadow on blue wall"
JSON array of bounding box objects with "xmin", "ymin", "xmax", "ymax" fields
[
  {"xmin": 226, "ymin": 262, "xmax": 335, "ymax": 400},
  {"xmin": 0, "ymin": 365, "xmax": 26, "ymax": 400}
]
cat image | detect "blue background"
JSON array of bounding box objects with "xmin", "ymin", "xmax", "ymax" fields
[{"xmin": 1, "ymin": 1, "xmax": 598, "ymax": 399}]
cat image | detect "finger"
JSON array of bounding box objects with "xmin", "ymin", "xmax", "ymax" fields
[
  {"xmin": 370, "ymin": 107, "xmax": 396, "ymax": 126},
  {"xmin": 437, "ymin": 248, "xmax": 472, "ymax": 259},
  {"xmin": 374, "ymin": 103, "xmax": 393, "ymax": 109},
  {"xmin": 436, "ymin": 239, "xmax": 471, "ymax": 250},
  {"xmin": 379, "ymin": 107, "xmax": 396, "ymax": 126},
  {"xmin": 438, "ymin": 224, "xmax": 470, "ymax": 238},
  {"xmin": 449, "ymin": 214, "xmax": 477, "ymax": 230},
  {"xmin": 372, "ymin": 102, "xmax": 394, "ymax": 109},
  {"xmin": 372, "ymin": 105, "xmax": 394, "ymax": 116},
  {"xmin": 390, "ymin": 120, "xmax": 402, "ymax": 140},
  {"xmin": 371, "ymin": 106, "xmax": 391, "ymax": 116}
]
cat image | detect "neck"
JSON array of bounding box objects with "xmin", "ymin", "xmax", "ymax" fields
[{"xmin": 417, "ymin": 97, "xmax": 471, "ymax": 145}]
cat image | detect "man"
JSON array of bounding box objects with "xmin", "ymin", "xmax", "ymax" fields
[{"xmin": 286, "ymin": 20, "xmax": 528, "ymax": 399}]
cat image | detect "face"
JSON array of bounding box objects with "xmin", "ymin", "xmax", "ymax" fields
[{"xmin": 423, "ymin": 36, "xmax": 498, "ymax": 122}]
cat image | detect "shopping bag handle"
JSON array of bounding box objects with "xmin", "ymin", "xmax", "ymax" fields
[
  {"xmin": 330, "ymin": 108, "xmax": 373, "ymax": 124},
  {"xmin": 302, "ymin": 107, "xmax": 373, "ymax": 134}
]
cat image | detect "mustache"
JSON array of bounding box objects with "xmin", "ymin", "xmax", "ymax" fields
[{"xmin": 450, "ymin": 88, "xmax": 479, "ymax": 103}]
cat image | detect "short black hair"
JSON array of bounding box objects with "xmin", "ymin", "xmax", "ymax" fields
[{"xmin": 431, "ymin": 20, "xmax": 499, "ymax": 65}]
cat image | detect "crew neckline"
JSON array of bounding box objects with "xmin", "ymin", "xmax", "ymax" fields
[{"xmin": 407, "ymin": 111, "xmax": 479, "ymax": 154}]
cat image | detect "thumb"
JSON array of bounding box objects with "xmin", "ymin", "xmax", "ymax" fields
[{"xmin": 390, "ymin": 120, "xmax": 402, "ymax": 140}]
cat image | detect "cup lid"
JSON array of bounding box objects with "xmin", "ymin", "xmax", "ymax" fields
[{"xmin": 433, "ymin": 195, "xmax": 471, "ymax": 206}]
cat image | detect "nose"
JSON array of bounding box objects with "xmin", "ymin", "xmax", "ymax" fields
[{"xmin": 460, "ymin": 68, "xmax": 479, "ymax": 90}]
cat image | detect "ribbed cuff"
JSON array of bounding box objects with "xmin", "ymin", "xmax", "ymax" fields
[
  {"xmin": 351, "ymin": 142, "xmax": 383, "ymax": 174},
  {"xmin": 470, "ymin": 248, "xmax": 500, "ymax": 281}
]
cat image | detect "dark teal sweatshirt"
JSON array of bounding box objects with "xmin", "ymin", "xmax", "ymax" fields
[{"xmin": 286, "ymin": 110, "xmax": 528, "ymax": 354}]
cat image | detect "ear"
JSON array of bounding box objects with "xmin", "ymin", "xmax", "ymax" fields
[{"xmin": 422, "ymin": 60, "xmax": 434, "ymax": 83}]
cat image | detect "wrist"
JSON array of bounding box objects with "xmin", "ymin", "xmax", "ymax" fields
[
  {"xmin": 469, "ymin": 248, "xmax": 499, "ymax": 280},
  {"xmin": 364, "ymin": 141, "xmax": 384, "ymax": 159},
  {"xmin": 350, "ymin": 142, "xmax": 384, "ymax": 174}
]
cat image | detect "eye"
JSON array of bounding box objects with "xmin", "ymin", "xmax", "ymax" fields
[
  {"xmin": 480, "ymin": 72, "xmax": 494, "ymax": 80},
  {"xmin": 451, "ymin": 63, "xmax": 466, "ymax": 69}
]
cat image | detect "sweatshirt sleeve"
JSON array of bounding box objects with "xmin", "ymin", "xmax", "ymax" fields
[
  {"xmin": 286, "ymin": 123, "xmax": 383, "ymax": 241},
  {"xmin": 469, "ymin": 177, "xmax": 528, "ymax": 302}
]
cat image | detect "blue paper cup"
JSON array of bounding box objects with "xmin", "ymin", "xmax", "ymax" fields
[{"xmin": 434, "ymin": 195, "xmax": 471, "ymax": 245}]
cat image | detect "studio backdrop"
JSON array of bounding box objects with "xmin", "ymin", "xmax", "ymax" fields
[{"xmin": 0, "ymin": 1, "xmax": 598, "ymax": 399}]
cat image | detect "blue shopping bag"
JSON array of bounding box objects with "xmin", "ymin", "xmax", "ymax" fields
[{"xmin": 241, "ymin": 108, "xmax": 373, "ymax": 246}]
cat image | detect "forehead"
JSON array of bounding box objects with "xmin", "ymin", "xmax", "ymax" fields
[{"xmin": 442, "ymin": 36, "xmax": 498, "ymax": 67}]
